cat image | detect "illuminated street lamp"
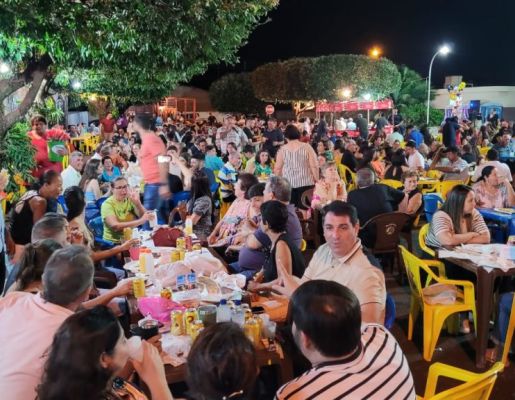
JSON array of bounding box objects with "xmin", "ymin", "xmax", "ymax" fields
[
  {"xmin": 341, "ymin": 88, "xmax": 352, "ymax": 99},
  {"xmin": 426, "ymin": 44, "xmax": 451, "ymax": 124},
  {"xmin": 363, "ymin": 93, "xmax": 372, "ymax": 101},
  {"xmin": 369, "ymin": 47, "xmax": 382, "ymax": 59}
]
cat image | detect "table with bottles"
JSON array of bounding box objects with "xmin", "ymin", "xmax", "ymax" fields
[{"xmin": 123, "ymin": 229, "xmax": 292, "ymax": 385}]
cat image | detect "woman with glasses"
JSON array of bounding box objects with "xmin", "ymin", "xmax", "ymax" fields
[{"xmin": 101, "ymin": 177, "xmax": 155, "ymax": 243}]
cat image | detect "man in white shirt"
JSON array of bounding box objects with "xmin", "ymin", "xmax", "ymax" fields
[
  {"xmin": 432, "ymin": 145, "xmax": 470, "ymax": 181},
  {"xmin": 472, "ymin": 148, "xmax": 512, "ymax": 182},
  {"xmin": 273, "ymin": 201, "xmax": 386, "ymax": 323},
  {"xmin": 346, "ymin": 117, "xmax": 357, "ymax": 131},
  {"xmin": 405, "ymin": 140, "xmax": 425, "ymax": 172},
  {"xmin": 276, "ymin": 280, "xmax": 415, "ymax": 400},
  {"xmin": 61, "ymin": 151, "xmax": 84, "ymax": 191}
]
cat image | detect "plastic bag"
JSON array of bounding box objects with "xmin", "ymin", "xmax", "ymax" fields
[
  {"xmin": 422, "ymin": 283, "xmax": 460, "ymax": 305},
  {"xmin": 137, "ymin": 296, "xmax": 185, "ymax": 324}
]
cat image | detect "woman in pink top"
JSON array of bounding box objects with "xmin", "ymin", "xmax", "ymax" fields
[
  {"xmin": 207, "ymin": 173, "xmax": 259, "ymax": 246},
  {"xmin": 473, "ymin": 166, "xmax": 515, "ymax": 209}
]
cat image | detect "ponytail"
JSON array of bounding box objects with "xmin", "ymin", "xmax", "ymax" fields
[{"xmin": 15, "ymin": 239, "xmax": 63, "ymax": 291}]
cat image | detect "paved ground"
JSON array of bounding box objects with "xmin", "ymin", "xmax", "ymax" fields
[{"xmin": 387, "ymin": 272, "xmax": 514, "ymax": 399}]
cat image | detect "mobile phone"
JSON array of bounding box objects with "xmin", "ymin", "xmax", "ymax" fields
[{"xmin": 158, "ymin": 155, "xmax": 171, "ymax": 163}]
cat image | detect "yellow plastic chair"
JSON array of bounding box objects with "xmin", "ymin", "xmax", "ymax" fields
[
  {"xmin": 436, "ymin": 180, "xmax": 463, "ymax": 200},
  {"xmin": 380, "ymin": 179, "xmax": 403, "ymax": 189},
  {"xmin": 426, "ymin": 170, "xmax": 443, "ymax": 180},
  {"xmin": 418, "ymin": 224, "xmax": 446, "ymax": 282},
  {"xmin": 501, "ymin": 293, "xmax": 515, "ymax": 366},
  {"xmin": 399, "ymin": 245, "xmax": 476, "ymax": 361},
  {"xmin": 338, "ymin": 164, "xmax": 356, "ymax": 191},
  {"xmin": 300, "ymin": 239, "xmax": 307, "ymax": 252},
  {"xmin": 417, "ymin": 361, "xmax": 503, "ymax": 399}
]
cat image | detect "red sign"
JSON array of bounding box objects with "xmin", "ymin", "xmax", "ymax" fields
[
  {"xmin": 265, "ymin": 104, "xmax": 275, "ymax": 115},
  {"xmin": 315, "ymin": 98, "xmax": 394, "ymax": 113}
]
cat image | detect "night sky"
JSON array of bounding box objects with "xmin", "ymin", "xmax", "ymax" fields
[{"xmin": 190, "ymin": 0, "xmax": 515, "ymax": 89}]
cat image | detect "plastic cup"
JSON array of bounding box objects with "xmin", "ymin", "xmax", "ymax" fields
[{"xmin": 129, "ymin": 246, "xmax": 140, "ymax": 261}]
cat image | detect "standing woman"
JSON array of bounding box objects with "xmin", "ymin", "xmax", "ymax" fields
[
  {"xmin": 9, "ymin": 170, "xmax": 63, "ymax": 262},
  {"xmin": 274, "ymin": 124, "xmax": 319, "ymax": 213},
  {"xmin": 186, "ymin": 170, "xmax": 213, "ymax": 243}
]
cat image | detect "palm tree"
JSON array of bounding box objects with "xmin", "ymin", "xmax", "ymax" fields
[{"xmin": 390, "ymin": 65, "xmax": 429, "ymax": 109}]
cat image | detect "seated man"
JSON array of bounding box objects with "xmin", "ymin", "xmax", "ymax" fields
[
  {"xmin": 347, "ymin": 168, "xmax": 405, "ymax": 225},
  {"xmin": 273, "ymin": 201, "xmax": 386, "ymax": 323},
  {"xmin": 0, "ymin": 246, "xmax": 94, "ymax": 400},
  {"xmin": 430, "ymin": 145, "xmax": 469, "ymax": 181},
  {"xmin": 493, "ymin": 131, "xmax": 514, "ymax": 160},
  {"xmin": 276, "ymin": 280, "xmax": 415, "ymax": 400},
  {"xmin": 101, "ymin": 176, "xmax": 154, "ymax": 243}
]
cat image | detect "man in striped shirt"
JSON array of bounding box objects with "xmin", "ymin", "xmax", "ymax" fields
[{"xmin": 276, "ymin": 280, "xmax": 416, "ymax": 400}]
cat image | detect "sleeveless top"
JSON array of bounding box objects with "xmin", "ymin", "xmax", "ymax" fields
[
  {"xmin": 263, "ymin": 233, "xmax": 306, "ymax": 282},
  {"xmin": 10, "ymin": 192, "xmax": 44, "ymax": 245},
  {"xmin": 281, "ymin": 144, "xmax": 315, "ymax": 189}
]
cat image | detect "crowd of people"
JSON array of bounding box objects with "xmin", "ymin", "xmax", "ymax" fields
[{"xmin": 0, "ymin": 106, "xmax": 514, "ymax": 399}]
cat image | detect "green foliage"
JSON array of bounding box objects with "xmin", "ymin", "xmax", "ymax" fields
[
  {"xmin": 251, "ymin": 55, "xmax": 402, "ymax": 103},
  {"xmin": 402, "ymin": 104, "xmax": 444, "ymax": 127},
  {"xmin": 209, "ymin": 72, "xmax": 266, "ymax": 114},
  {"xmin": 0, "ymin": 0, "xmax": 278, "ymax": 102},
  {"xmin": 391, "ymin": 65, "xmax": 430, "ymax": 109},
  {"xmin": 0, "ymin": 121, "xmax": 35, "ymax": 202},
  {"xmin": 33, "ymin": 97, "xmax": 64, "ymax": 126}
]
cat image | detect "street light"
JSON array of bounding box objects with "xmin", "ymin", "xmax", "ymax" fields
[
  {"xmin": 363, "ymin": 93, "xmax": 372, "ymax": 101},
  {"xmin": 426, "ymin": 44, "xmax": 451, "ymax": 124},
  {"xmin": 369, "ymin": 47, "xmax": 382, "ymax": 59},
  {"xmin": 0, "ymin": 62, "xmax": 10, "ymax": 74},
  {"xmin": 341, "ymin": 88, "xmax": 351, "ymax": 99}
]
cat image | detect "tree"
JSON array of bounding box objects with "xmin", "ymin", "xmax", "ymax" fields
[
  {"xmin": 391, "ymin": 65, "xmax": 430, "ymax": 109},
  {"xmin": 0, "ymin": 0, "xmax": 278, "ymax": 136},
  {"xmin": 251, "ymin": 55, "xmax": 402, "ymax": 117},
  {"xmin": 209, "ymin": 72, "xmax": 266, "ymax": 115},
  {"xmin": 402, "ymin": 103, "xmax": 444, "ymax": 126}
]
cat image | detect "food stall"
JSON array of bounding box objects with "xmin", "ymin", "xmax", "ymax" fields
[{"xmin": 316, "ymin": 98, "xmax": 394, "ymax": 137}]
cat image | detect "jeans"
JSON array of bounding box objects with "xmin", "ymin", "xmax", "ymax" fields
[
  {"xmin": 143, "ymin": 184, "xmax": 167, "ymax": 229},
  {"xmin": 494, "ymin": 292, "xmax": 514, "ymax": 344},
  {"xmin": 229, "ymin": 261, "xmax": 260, "ymax": 281}
]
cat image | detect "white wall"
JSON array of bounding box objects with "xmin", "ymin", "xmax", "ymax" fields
[{"xmin": 432, "ymin": 86, "xmax": 515, "ymax": 109}]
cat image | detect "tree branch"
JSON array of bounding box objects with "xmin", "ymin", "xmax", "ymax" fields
[
  {"xmin": 0, "ymin": 78, "xmax": 26, "ymax": 100},
  {"xmin": 3, "ymin": 69, "xmax": 47, "ymax": 130}
]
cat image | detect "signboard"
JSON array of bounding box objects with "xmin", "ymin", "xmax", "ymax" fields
[
  {"xmin": 315, "ymin": 99, "xmax": 394, "ymax": 113},
  {"xmin": 265, "ymin": 104, "xmax": 275, "ymax": 115}
]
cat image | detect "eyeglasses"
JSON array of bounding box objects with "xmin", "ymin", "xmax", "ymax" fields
[{"xmin": 114, "ymin": 185, "xmax": 128, "ymax": 190}]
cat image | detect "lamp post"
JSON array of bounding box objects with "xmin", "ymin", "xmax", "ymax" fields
[{"xmin": 426, "ymin": 45, "xmax": 450, "ymax": 125}]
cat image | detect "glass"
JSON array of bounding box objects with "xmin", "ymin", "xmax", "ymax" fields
[{"xmin": 198, "ymin": 305, "xmax": 217, "ymax": 327}]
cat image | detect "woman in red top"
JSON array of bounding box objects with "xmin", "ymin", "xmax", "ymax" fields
[{"xmin": 28, "ymin": 116, "xmax": 65, "ymax": 178}]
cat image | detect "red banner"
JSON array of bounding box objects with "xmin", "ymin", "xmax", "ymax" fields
[{"xmin": 316, "ymin": 98, "xmax": 393, "ymax": 113}]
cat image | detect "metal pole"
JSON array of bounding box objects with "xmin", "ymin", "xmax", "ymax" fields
[{"xmin": 426, "ymin": 51, "xmax": 440, "ymax": 125}]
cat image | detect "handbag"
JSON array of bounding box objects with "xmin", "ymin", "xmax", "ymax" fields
[{"xmin": 151, "ymin": 226, "xmax": 184, "ymax": 247}]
